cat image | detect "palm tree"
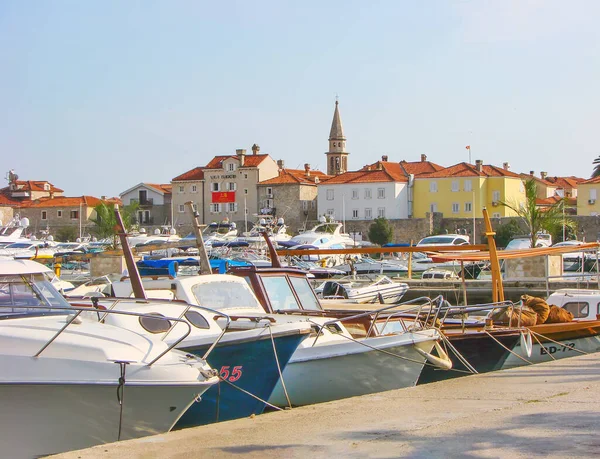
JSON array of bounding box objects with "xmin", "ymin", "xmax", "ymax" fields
[
  {"xmin": 90, "ymin": 201, "xmax": 138, "ymax": 248},
  {"xmin": 501, "ymin": 179, "xmax": 577, "ymax": 247},
  {"xmin": 593, "ymin": 156, "xmax": 600, "ymax": 178}
]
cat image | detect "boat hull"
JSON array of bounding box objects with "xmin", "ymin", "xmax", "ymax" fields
[
  {"xmin": 501, "ymin": 320, "xmax": 600, "ymax": 369},
  {"xmin": 418, "ymin": 330, "xmax": 521, "ymax": 384},
  {"xmin": 268, "ymin": 330, "xmax": 437, "ymax": 407},
  {"xmin": 0, "ymin": 382, "xmax": 209, "ymax": 459},
  {"xmin": 176, "ymin": 329, "xmax": 306, "ymax": 426}
]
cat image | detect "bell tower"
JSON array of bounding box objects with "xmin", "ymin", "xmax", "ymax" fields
[{"xmin": 325, "ymin": 100, "xmax": 349, "ymax": 176}]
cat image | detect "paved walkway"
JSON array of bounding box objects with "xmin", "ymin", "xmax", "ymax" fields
[{"xmin": 53, "ymin": 353, "xmax": 600, "ymax": 458}]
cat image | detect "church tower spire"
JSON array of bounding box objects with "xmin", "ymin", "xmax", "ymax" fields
[{"xmin": 325, "ymin": 100, "xmax": 349, "ymax": 176}]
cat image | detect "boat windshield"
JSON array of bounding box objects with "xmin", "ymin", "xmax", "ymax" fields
[
  {"xmin": 288, "ymin": 276, "xmax": 321, "ymax": 311},
  {"xmin": 190, "ymin": 280, "xmax": 263, "ymax": 311},
  {"xmin": 0, "ymin": 273, "xmax": 72, "ymax": 317},
  {"xmin": 262, "ymin": 276, "xmax": 300, "ymax": 310}
]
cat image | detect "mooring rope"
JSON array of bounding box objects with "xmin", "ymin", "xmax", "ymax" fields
[
  {"xmin": 483, "ymin": 330, "xmax": 532, "ymax": 365},
  {"xmin": 267, "ymin": 324, "xmax": 293, "ymax": 409},
  {"xmin": 115, "ymin": 361, "xmax": 129, "ymax": 441},
  {"xmin": 528, "ymin": 329, "xmax": 589, "ymax": 356},
  {"xmin": 218, "ymin": 377, "xmax": 283, "ymax": 412}
]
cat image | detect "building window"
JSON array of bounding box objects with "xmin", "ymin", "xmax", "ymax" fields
[
  {"xmin": 57, "ymin": 210, "xmax": 62, "ymax": 218},
  {"xmin": 377, "ymin": 188, "xmax": 385, "ymax": 199},
  {"xmin": 452, "ymin": 203, "xmax": 459, "ymax": 213},
  {"xmin": 179, "ymin": 185, "xmax": 184, "ymax": 193},
  {"xmin": 430, "ymin": 203, "xmax": 438, "ymax": 213},
  {"xmin": 591, "ymin": 189, "xmax": 597, "ymax": 201},
  {"xmin": 228, "ymin": 163, "xmax": 235, "ymax": 172},
  {"xmin": 302, "ymin": 200, "xmax": 309, "ymax": 211},
  {"xmin": 70, "ymin": 210, "xmax": 79, "ymax": 219},
  {"xmin": 364, "ymin": 189, "xmax": 372, "ymax": 200},
  {"xmin": 492, "ymin": 213, "xmax": 501, "ymax": 218},
  {"xmin": 212, "ymin": 182, "xmax": 220, "ymax": 192},
  {"xmin": 210, "ymin": 203, "xmax": 221, "ymax": 213},
  {"xmin": 326, "ymin": 189, "xmax": 334, "ymax": 200},
  {"xmin": 519, "ymin": 182, "xmax": 525, "ymax": 193},
  {"xmin": 451, "ymin": 180, "xmax": 459, "ymax": 192},
  {"xmin": 311, "ymin": 200, "xmax": 316, "ymax": 209},
  {"xmin": 267, "ymin": 187, "xmax": 273, "ymax": 196},
  {"xmin": 178, "ymin": 204, "xmax": 185, "ymax": 212},
  {"xmin": 352, "ymin": 209, "xmax": 359, "ymax": 219},
  {"xmin": 228, "ymin": 203, "xmax": 237, "ymax": 212},
  {"xmin": 327, "ymin": 209, "xmax": 334, "ymax": 217},
  {"xmin": 492, "ymin": 190, "xmax": 500, "ymax": 202},
  {"xmin": 228, "ymin": 182, "xmax": 236, "ymax": 191},
  {"xmin": 244, "ymin": 174, "xmax": 248, "ymax": 179},
  {"xmin": 464, "ymin": 180, "xmax": 472, "ymax": 192},
  {"xmin": 377, "ymin": 207, "xmax": 385, "ymax": 218},
  {"xmin": 244, "ymin": 188, "xmax": 248, "ymax": 195},
  {"xmin": 365, "ymin": 208, "xmax": 372, "ymax": 219},
  {"xmin": 41, "ymin": 211, "xmax": 47, "ymax": 220},
  {"xmin": 430, "ymin": 182, "xmax": 438, "ymax": 192},
  {"xmin": 351, "ymin": 189, "xmax": 359, "ymax": 200},
  {"xmin": 192, "ymin": 185, "xmax": 197, "ymax": 193},
  {"xmin": 465, "ymin": 202, "xmax": 472, "ymax": 212}
]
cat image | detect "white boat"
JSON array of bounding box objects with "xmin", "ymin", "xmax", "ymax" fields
[
  {"xmin": 316, "ymin": 275, "xmax": 409, "ymax": 304},
  {"xmin": 334, "ymin": 256, "xmax": 408, "ymax": 275},
  {"xmin": 0, "ymin": 215, "xmax": 29, "ymax": 248},
  {"xmin": 202, "ymin": 221, "xmax": 239, "ymax": 245},
  {"xmin": 110, "ymin": 269, "xmax": 445, "ymax": 407},
  {"xmin": 0, "ymin": 259, "xmax": 218, "ymax": 458},
  {"xmin": 290, "ymin": 220, "xmax": 355, "ymax": 248},
  {"xmin": 238, "ymin": 216, "xmax": 291, "ymax": 244}
]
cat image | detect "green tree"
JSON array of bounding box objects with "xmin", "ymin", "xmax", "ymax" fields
[
  {"xmin": 90, "ymin": 202, "xmax": 138, "ymax": 248},
  {"xmin": 501, "ymin": 179, "xmax": 577, "ymax": 247},
  {"xmin": 55, "ymin": 226, "xmax": 79, "ymax": 242},
  {"xmin": 494, "ymin": 218, "xmax": 522, "ymax": 248},
  {"xmin": 368, "ymin": 217, "xmax": 393, "ymax": 246},
  {"xmin": 593, "ymin": 156, "xmax": 600, "ymax": 178}
]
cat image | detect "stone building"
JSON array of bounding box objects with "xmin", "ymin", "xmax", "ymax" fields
[
  {"xmin": 119, "ymin": 183, "xmax": 172, "ymax": 228},
  {"xmin": 18, "ymin": 196, "xmax": 120, "ymax": 238},
  {"xmin": 171, "ymin": 145, "xmax": 279, "ymax": 232},
  {"xmin": 258, "ymin": 163, "xmax": 330, "ymax": 233}
]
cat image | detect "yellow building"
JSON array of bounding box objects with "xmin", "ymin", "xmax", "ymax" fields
[
  {"xmin": 577, "ymin": 176, "xmax": 600, "ymax": 216},
  {"xmin": 413, "ymin": 161, "xmax": 525, "ymax": 218}
]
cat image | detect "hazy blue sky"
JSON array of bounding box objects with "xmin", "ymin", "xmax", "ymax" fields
[{"xmin": 1, "ymin": 1, "xmax": 599, "ymax": 197}]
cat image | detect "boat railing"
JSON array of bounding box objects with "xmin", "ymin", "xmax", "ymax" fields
[
  {"xmin": 310, "ymin": 296, "xmax": 443, "ymax": 347},
  {"xmin": 86, "ymin": 296, "xmax": 232, "ymax": 361},
  {"xmin": 5, "ymin": 304, "xmax": 197, "ymax": 366},
  {"xmin": 435, "ymin": 299, "xmax": 532, "ymax": 331}
]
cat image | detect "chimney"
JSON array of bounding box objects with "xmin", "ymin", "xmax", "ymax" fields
[
  {"xmin": 503, "ymin": 162, "xmax": 510, "ymax": 170},
  {"xmin": 277, "ymin": 159, "xmax": 285, "ymax": 170},
  {"xmin": 101, "ymin": 195, "xmax": 107, "ymax": 200},
  {"xmin": 421, "ymin": 154, "xmax": 427, "ymax": 162},
  {"xmin": 540, "ymin": 171, "xmax": 548, "ymax": 180},
  {"xmin": 49, "ymin": 191, "xmax": 54, "ymax": 199},
  {"xmin": 251, "ymin": 143, "xmax": 260, "ymax": 155},
  {"xmin": 236, "ymin": 149, "xmax": 246, "ymax": 166},
  {"xmin": 381, "ymin": 155, "xmax": 388, "ymax": 162},
  {"xmin": 475, "ymin": 159, "xmax": 483, "ymax": 172},
  {"xmin": 304, "ymin": 163, "xmax": 311, "ymax": 176},
  {"xmin": 530, "ymin": 170, "xmax": 535, "ymax": 176}
]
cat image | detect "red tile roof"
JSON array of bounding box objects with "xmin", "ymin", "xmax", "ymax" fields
[
  {"xmin": 0, "ymin": 193, "xmax": 19, "ymax": 206},
  {"xmin": 536, "ymin": 195, "xmax": 577, "ymax": 206},
  {"xmin": 172, "ymin": 167, "xmax": 205, "ymax": 182},
  {"xmin": 544, "ymin": 176, "xmax": 584, "ymax": 189},
  {"xmin": 146, "ymin": 183, "xmax": 172, "ymax": 194},
  {"xmin": 205, "ymin": 154, "xmax": 269, "ymax": 169},
  {"xmin": 259, "ymin": 168, "xmax": 330, "ymax": 185},
  {"xmin": 399, "ymin": 160, "xmax": 444, "ymax": 176},
  {"xmin": 420, "ymin": 162, "xmax": 520, "ymax": 178},
  {"xmin": 581, "ymin": 175, "xmax": 600, "ymax": 185},
  {"xmin": 12, "ymin": 180, "xmax": 63, "ymax": 192},
  {"xmin": 322, "ymin": 162, "xmax": 409, "ymax": 184},
  {"xmin": 19, "ymin": 196, "xmax": 121, "ymax": 208}
]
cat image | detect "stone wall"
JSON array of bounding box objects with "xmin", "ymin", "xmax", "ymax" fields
[{"xmin": 0, "ymin": 206, "xmax": 14, "ymax": 227}]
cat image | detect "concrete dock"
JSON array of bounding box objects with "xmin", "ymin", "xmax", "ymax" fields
[{"xmin": 53, "ymin": 353, "xmax": 600, "ymax": 458}]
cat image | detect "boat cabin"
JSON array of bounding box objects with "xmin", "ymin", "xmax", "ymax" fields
[{"xmin": 547, "ymin": 289, "xmax": 600, "ymax": 321}]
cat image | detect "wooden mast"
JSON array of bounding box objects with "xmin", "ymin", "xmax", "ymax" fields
[
  {"xmin": 114, "ymin": 205, "xmax": 147, "ymax": 300},
  {"xmin": 482, "ymin": 207, "xmax": 504, "ymax": 302},
  {"xmin": 186, "ymin": 201, "xmax": 212, "ymax": 275}
]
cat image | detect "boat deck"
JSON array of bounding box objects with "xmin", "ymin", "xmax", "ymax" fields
[{"xmin": 52, "ymin": 351, "xmax": 600, "ymax": 458}]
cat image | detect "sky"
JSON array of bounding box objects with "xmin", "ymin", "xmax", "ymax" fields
[{"xmin": 1, "ymin": 0, "xmax": 599, "ymax": 197}]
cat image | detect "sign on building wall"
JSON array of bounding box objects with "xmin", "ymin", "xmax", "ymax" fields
[{"xmin": 212, "ymin": 191, "xmax": 236, "ymax": 203}]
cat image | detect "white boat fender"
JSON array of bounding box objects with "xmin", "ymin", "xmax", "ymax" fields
[
  {"xmin": 521, "ymin": 330, "xmax": 533, "ymax": 358},
  {"xmin": 415, "ymin": 341, "xmax": 453, "ymax": 370}
]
